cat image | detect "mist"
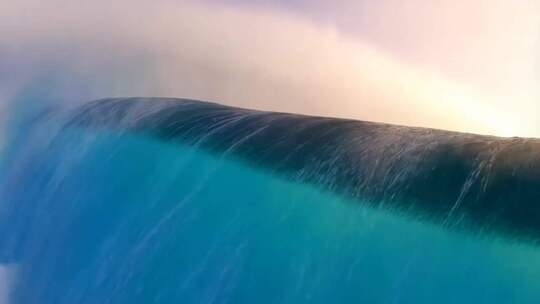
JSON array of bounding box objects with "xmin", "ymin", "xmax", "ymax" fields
[{"xmin": 1, "ymin": 0, "xmax": 537, "ymax": 138}]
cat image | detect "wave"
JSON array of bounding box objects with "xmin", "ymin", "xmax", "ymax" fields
[
  {"xmin": 1, "ymin": 97, "xmax": 539, "ymax": 303},
  {"xmin": 70, "ymin": 97, "xmax": 540, "ymax": 242}
]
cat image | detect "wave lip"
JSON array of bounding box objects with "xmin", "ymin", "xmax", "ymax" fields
[{"xmin": 69, "ymin": 97, "xmax": 540, "ymax": 242}]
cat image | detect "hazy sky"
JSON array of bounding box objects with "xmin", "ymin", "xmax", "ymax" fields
[{"xmin": 1, "ymin": 0, "xmax": 539, "ymax": 137}]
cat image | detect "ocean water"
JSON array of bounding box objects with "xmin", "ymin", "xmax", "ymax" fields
[{"xmin": 0, "ymin": 102, "xmax": 540, "ymax": 303}]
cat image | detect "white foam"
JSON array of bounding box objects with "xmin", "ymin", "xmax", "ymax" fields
[{"xmin": 0, "ymin": 264, "xmax": 15, "ymax": 304}]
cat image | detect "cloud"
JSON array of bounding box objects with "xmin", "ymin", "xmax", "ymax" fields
[
  {"xmin": 0, "ymin": 0, "xmax": 536, "ymax": 137},
  {"xmin": 232, "ymin": 0, "xmax": 540, "ymax": 99}
]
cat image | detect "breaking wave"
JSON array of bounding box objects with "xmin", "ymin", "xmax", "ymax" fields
[{"xmin": 1, "ymin": 97, "xmax": 539, "ymax": 303}]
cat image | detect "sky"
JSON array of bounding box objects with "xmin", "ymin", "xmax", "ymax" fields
[{"xmin": 1, "ymin": 0, "xmax": 539, "ymax": 137}]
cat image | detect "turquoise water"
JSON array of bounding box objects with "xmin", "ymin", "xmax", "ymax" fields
[{"xmin": 1, "ymin": 123, "xmax": 540, "ymax": 303}]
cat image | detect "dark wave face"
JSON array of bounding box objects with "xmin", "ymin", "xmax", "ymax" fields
[
  {"xmin": 71, "ymin": 98, "xmax": 540, "ymax": 242},
  {"xmin": 1, "ymin": 97, "xmax": 540, "ymax": 303}
]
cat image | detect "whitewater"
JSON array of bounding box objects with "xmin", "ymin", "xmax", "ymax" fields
[{"xmin": 0, "ymin": 97, "xmax": 539, "ymax": 303}]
